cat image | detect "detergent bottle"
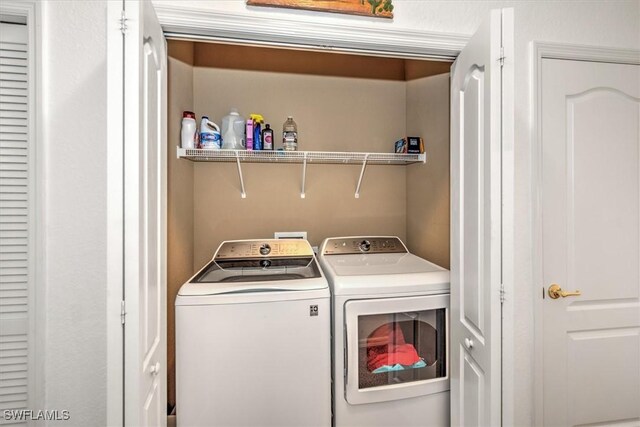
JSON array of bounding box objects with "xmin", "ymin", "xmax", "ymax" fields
[
  {"xmin": 250, "ymin": 114, "xmax": 264, "ymax": 150},
  {"xmin": 221, "ymin": 108, "xmax": 245, "ymax": 150},
  {"xmin": 200, "ymin": 116, "xmax": 221, "ymax": 149},
  {"xmin": 246, "ymin": 117, "xmax": 254, "ymax": 150},
  {"xmin": 180, "ymin": 111, "xmax": 197, "ymax": 149},
  {"xmin": 262, "ymin": 124, "xmax": 274, "ymax": 150}
]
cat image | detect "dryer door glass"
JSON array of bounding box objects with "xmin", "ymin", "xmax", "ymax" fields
[
  {"xmin": 344, "ymin": 294, "xmax": 449, "ymax": 404},
  {"xmin": 358, "ymin": 309, "xmax": 446, "ymax": 389}
]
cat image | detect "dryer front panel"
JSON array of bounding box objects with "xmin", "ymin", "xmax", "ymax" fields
[{"xmin": 344, "ymin": 294, "xmax": 449, "ymax": 404}]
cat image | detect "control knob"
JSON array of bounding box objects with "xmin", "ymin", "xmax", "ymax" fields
[
  {"xmin": 358, "ymin": 240, "xmax": 371, "ymax": 252},
  {"xmin": 260, "ymin": 259, "xmax": 272, "ymax": 268},
  {"xmin": 259, "ymin": 243, "xmax": 271, "ymax": 256}
]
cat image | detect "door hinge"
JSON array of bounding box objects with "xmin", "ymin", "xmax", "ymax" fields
[
  {"xmin": 499, "ymin": 46, "xmax": 505, "ymax": 67},
  {"xmin": 120, "ymin": 300, "xmax": 126, "ymax": 325},
  {"xmin": 119, "ymin": 10, "xmax": 128, "ymax": 35},
  {"xmin": 500, "ymin": 283, "xmax": 505, "ymax": 304}
]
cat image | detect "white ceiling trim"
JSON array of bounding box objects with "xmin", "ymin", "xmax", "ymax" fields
[
  {"xmin": 534, "ymin": 41, "xmax": 640, "ymax": 65},
  {"xmin": 154, "ymin": 5, "xmax": 468, "ymax": 60}
]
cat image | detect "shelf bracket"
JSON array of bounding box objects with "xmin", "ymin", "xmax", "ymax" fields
[
  {"xmin": 235, "ymin": 152, "xmax": 246, "ymax": 198},
  {"xmin": 354, "ymin": 154, "xmax": 369, "ymax": 199},
  {"xmin": 301, "ymin": 153, "xmax": 308, "ymax": 199}
]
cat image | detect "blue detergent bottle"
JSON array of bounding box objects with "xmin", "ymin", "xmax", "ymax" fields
[{"xmin": 250, "ymin": 114, "xmax": 264, "ymax": 150}]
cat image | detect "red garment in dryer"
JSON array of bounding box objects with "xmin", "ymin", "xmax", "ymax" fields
[{"xmin": 366, "ymin": 323, "xmax": 421, "ymax": 372}]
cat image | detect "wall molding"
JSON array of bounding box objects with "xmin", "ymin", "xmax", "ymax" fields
[
  {"xmin": 533, "ymin": 41, "xmax": 640, "ymax": 65},
  {"xmin": 154, "ymin": 5, "xmax": 468, "ymax": 60},
  {"xmin": 530, "ymin": 41, "xmax": 640, "ymax": 427}
]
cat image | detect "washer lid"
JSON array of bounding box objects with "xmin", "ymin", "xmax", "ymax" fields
[
  {"xmin": 193, "ymin": 257, "xmax": 321, "ymax": 283},
  {"xmin": 178, "ymin": 258, "xmax": 326, "ymax": 296},
  {"xmin": 179, "ymin": 239, "xmax": 327, "ymax": 296}
]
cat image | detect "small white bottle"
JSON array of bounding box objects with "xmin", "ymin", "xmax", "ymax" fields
[
  {"xmin": 180, "ymin": 111, "xmax": 197, "ymax": 149},
  {"xmin": 282, "ymin": 116, "xmax": 298, "ymax": 151}
]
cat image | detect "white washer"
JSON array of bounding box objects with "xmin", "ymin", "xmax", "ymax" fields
[
  {"xmin": 176, "ymin": 239, "xmax": 331, "ymax": 427},
  {"xmin": 319, "ymin": 236, "xmax": 450, "ymax": 427}
]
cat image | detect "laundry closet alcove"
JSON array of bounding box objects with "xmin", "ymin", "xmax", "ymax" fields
[{"xmin": 166, "ymin": 39, "xmax": 452, "ymax": 410}]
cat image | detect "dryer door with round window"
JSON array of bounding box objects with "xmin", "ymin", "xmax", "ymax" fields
[{"xmin": 344, "ymin": 294, "xmax": 449, "ymax": 404}]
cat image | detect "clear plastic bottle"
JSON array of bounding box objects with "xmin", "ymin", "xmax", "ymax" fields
[
  {"xmin": 282, "ymin": 116, "xmax": 298, "ymax": 151},
  {"xmin": 221, "ymin": 108, "xmax": 246, "ymax": 150}
]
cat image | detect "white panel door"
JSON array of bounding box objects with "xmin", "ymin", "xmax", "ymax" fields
[
  {"xmin": 450, "ymin": 9, "xmax": 511, "ymax": 426},
  {"xmin": 123, "ymin": 1, "xmax": 167, "ymax": 426},
  {"xmin": 541, "ymin": 59, "xmax": 640, "ymax": 426}
]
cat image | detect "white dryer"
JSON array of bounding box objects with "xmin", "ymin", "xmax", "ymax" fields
[
  {"xmin": 176, "ymin": 239, "xmax": 331, "ymax": 427},
  {"xmin": 319, "ymin": 236, "xmax": 450, "ymax": 427}
]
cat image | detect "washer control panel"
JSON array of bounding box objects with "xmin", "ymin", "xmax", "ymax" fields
[
  {"xmin": 322, "ymin": 237, "xmax": 407, "ymax": 255},
  {"xmin": 215, "ymin": 239, "xmax": 314, "ymax": 259}
]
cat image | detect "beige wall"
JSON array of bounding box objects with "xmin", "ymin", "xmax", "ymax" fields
[
  {"xmin": 191, "ymin": 67, "xmax": 408, "ymax": 268},
  {"xmin": 167, "ymin": 57, "xmax": 194, "ymax": 407},
  {"xmin": 406, "ymin": 73, "xmax": 451, "ymax": 268}
]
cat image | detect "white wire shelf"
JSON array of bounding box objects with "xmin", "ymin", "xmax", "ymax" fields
[
  {"xmin": 176, "ymin": 148, "xmax": 426, "ymax": 165},
  {"xmin": 176, "ymin": 147, "xmax": 426, "ymax": 199}
]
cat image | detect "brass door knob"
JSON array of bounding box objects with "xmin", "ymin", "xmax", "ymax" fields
[{"xmin": 548, "ymin": 284, "xmax": 581, "ymax": 299}]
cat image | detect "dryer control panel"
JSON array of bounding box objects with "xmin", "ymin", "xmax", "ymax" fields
[{"xmin": 321, "ymin": 237, "xmax": 408, "ymax": 255}]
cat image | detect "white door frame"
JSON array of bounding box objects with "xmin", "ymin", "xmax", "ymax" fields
[
  {"xmin": 105, "ymin": 5, "xmax": 516, "ymax": 425},
  {"xmin": 530, "ymin": 41, "xmax": 640, "ymax": 426},
  {"xmin": 106, "ymin": 2, "xmax": 125, "ymax": 426}
]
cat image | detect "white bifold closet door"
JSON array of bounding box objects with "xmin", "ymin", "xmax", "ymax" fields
[{"xmin": 0, "ymin": 21, "xmax": 30, "ymax": 426}]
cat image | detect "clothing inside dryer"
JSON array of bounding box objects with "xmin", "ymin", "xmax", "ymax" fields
[{"xmin": 358, "ymin": 309, "xmax": 446, "ymax": 389}]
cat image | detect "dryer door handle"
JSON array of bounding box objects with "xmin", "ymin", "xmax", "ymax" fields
[{"xmin": 343, "ymin": 328, "xmax": 349, "ymax": 385}]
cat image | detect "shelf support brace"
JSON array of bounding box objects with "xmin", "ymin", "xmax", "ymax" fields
[
  {"xmin": 235, "ymin": 152, "xmax": 246, "ymax": 198},
  {"xmin": 354, "ymin": 154, "xmax": 369, "ymax": 199},
  {"xmin": 301, "ymin": 153, "xmax": 308, "ymax": 199}
]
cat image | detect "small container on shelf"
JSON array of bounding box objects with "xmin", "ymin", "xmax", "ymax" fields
[
  {"xmin": 263, "ymin": 124, "xmax": 274, "ymax": 150},
  {"xmin": 181, "ymin": 111, "xmax": 197, "ymax": 149},
  {"xmin": 394, "ymin": 138, "xmax": 407, "ymax": 154},
  {"xmin": 200, "ymin": 116, "xmax": 221, "ymax": 150},
  {"xmin": 221, "ymin": 108, "xmax": 246, "ymax": 150},
  {"xmin": 283, "ymin": 116, "xmax": 298, "ymax": 151},
  {"xmin": 394, "ymin": 137, "xmax": 424, "ymax": 154}
]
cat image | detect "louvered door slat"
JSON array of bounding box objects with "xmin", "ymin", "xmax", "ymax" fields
[
  {"xmin": 0, "ymin": 253, "xmax": 26, "ymax": 261},
  {"xmin": 0, "ymin": 118, "xmax": 26, "ymax": 127},
  {"xmin": 0, "ymin": 50, "xmax": 26, "ymax": 60},
  {"xmin": 0, "ymin": 216, "xmax": 27, "ymax": 223},
  {"xmin": 0, "ymin": 285, "xmax": 27, "ymax": 293},
  {"xmin": 0, "ymin": 58, "xmax": 25, "ymax": 67},
  {"xmin": 0, "ymin": 112, "xmax": 25, "ymax": 121},
  {"xmin": 0, "ymin": 22, "xmax": 29, "ymax": 427}
]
